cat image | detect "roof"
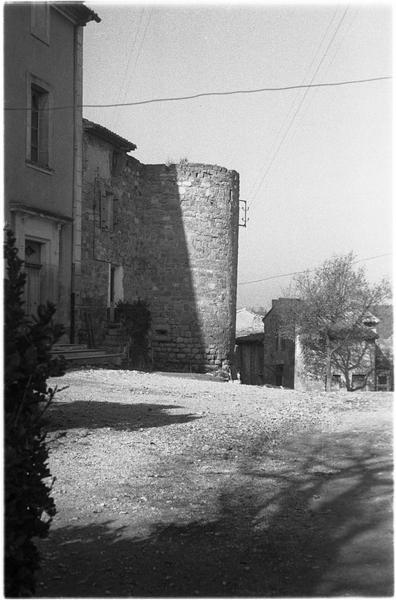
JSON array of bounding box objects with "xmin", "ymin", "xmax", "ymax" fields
[
  {"xmin": 54, "ymin": 3, "xmax": 101, "ymax": 26},
  {"xmin": 328, "ymin": 323, "xmax": 378, "ymax": 342},
  {"xmin": 83, "ymin": 119, "xmax": 137, "ymax": 152},
  {"xmin": 264, "ymin": 297, "xmax": 300, "ymax": 321},
  {"xmin": 236, "ymin": 332, "xmax": 265, "ymax": 344},
  {"xmin": 236, "ymin": 308, "xmax": 264, "ymax": 336}
]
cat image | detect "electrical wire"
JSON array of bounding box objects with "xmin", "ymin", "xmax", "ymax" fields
[
  {"xmin": 247, "ymin": 7, "xmax": 340, "ymax": 204},
  {"xmin": 278, "ymin": 7, "xmax": 359, "ymax": 160},
  {"xmin": 238, "ymin": 253, "xmax": 392, "ymax": 286},
  {"xmin": 114, "ymin": 8, "xmax": 153, "ymax": 131},
  {"xmin": 4, "ymin": 76, "xmax": 391, "ymax": 112},
  {"xmin": 111, "ymin": 8, "xmax": 146, "ymax": 131},
  {"xmin": 248, "ymin": 7, "xmax": 350, "ymax": 207}
]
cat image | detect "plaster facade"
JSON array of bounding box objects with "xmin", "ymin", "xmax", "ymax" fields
[{"xmin": 4, "ymin": 3, "xmax": 99, "ymax": 333}]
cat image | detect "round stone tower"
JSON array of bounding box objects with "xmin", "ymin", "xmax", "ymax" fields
[{"xmin": 141, "ymin": 161, "xmax": 240, "ymax": 373}]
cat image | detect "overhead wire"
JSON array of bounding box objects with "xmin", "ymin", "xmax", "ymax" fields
[
  {"xmin": 238, "ymin": 253, "xmax": 392, "ymax": 286},
  {"xmin": 247, "ymin": 7, "xmax": 350, "ymax": 208},
  {"xmin": 117, "ymin": 8, "xmax": 153, "ymax": 127},
  {"xmin": 246, "ymin": 7, "xmax": 340, "ymax": 206},
  {"xmin": 111, "ymin": 8, "xmax": 146, "ymax": 131},
  {"xmin": 4, "ymin": 75, "xmax": 391, "ymax": 112},
  {"xmin": 280, "ymin": 7, "xmax": 359, "ymax": 157}
]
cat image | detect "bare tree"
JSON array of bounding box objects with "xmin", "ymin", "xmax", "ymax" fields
[{"xmin": 289, "ymin": 253, "xmax": 391, "ymax": 391}]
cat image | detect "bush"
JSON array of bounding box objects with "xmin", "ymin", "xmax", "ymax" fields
[
  {"xmin": 4, "ymin": 229, "xmax": 66, "ymax": 597},
  {"xmin": 115, "ymin": 299, "xmax": 151, "ymax": 369}
]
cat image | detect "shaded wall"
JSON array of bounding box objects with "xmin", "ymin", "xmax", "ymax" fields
[
  {"xmin": 80, "ymin": 132, "xmax": 239, "ymax": 373},
  {"xmin": 263, "ymin": 307, "xmax": 296, "ymax": 389},
  {"xmin": 142, "ymin": 163, "xmax": 239, "ymax": 371}
]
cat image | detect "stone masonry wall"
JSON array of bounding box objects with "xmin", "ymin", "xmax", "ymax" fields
[
  {"xmin": 79, "ymin": 131, "xmax": 239, "ymax": 373},
  {"xmin": 141, "ymin": 163, "xmax": 239, "ymax": 372},
  {"xmin": 79, "ymin": 134, "xmax": 146, "ymax": 345}
]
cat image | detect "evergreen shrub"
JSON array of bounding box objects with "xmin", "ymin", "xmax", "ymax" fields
[
  {"xmin": 4, "ymin": 229, "xmax": 66, "ymax": 597},
  {"xmin": 115, "ymin": 299, "xmax": 151, "ymax": 369}
]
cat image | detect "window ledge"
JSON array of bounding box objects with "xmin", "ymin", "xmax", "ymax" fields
[{"xmin": 26, "ymin": 161, "xmax": 54, "ymax": 175}]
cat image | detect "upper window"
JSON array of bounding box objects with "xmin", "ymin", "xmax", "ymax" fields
[
  {"xmin": 30, "ymin": 84, "xmax": 50, "ymax": 167},
  {"xmin": 100, "ymin": 190, "xmax": 117, "ymax": 232},
  {"xmin": 31, "ymin": 3, "xmax": 50, "ymax": 44},
  {"xmin": 26, "ymin": 75, "xmax": 52, "ymax": 171}
]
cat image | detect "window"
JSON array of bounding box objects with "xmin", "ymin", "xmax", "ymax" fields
[
  {"xmin": 352, "ymin": 374, "xmax": 366, "ymax": 390},
  {"xmin": 31, "ymin": 3, "xmax": 50, "ymax": 44},
  {"xmin": 28, "ymin": 82, "xmax": 50, "ymax": 168},
  {"xmin": 275, "ymin": 331, "xmax": 286, "ymax": 351},
  {"xmin": 25, "ymin": 74, "xmax": 53, "ymax": 170},
  {"xmin": 100, "ymin": 191, "xmax": 116, "ymax": 231},
  {"xmin": 377, "ymin": 374, "xmax": 389, "ymax": 391}
]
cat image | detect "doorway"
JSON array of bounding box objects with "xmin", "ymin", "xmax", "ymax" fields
[
  {"xmin": 24, "ymin": 239, "xmax": 42, "ymax": 316},
  {"xmin": 275, "ymin": 364, "xmax": 284, "ymax": 387},
  {"xmin": 108, "ymin": 264, "xmax": 124, "ymax": 321}
]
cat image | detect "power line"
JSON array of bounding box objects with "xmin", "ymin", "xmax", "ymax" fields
[
  {"xmin": 111, "ymin": 8, "xmax": 146, "ymax": 130},
  {"xmin": 4, "ymin": 75, "xmax": 391, "ymax": 112},
  {"xmin": 272, "ymin": 7, "xmax": 359, "ymax": 170},
  {"xmin": 238, "ymin": 253, "xmax": 392, "ymax": 286},
  {"xmin": 114, "ymin": 8, "xmax": 153, "ymax": 130},
  {"xmin": 248, "ymin": 7, "xmax": 350, "ymax": 207},
  {"xmin": 247, "ymin": 7, "xmax": 340, "ymax": 204}
]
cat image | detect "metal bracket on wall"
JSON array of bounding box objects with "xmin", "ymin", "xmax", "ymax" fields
[{"xmin": 239, "ymin": 200, "xmax": 247, "ymax": 227}]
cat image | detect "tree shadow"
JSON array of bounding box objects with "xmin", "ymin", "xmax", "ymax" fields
[
  {"xmin": 36, "ymin": 431, "xmax": 393, "ymax": 597},
  {"xmin": 45, "ymin": 401, "xmax": 201, "ymax": 432}
]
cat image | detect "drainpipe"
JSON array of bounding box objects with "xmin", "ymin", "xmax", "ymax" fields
[{"xmin": 71, "ymin": 24, "xmax": 84, "ymax": 343}]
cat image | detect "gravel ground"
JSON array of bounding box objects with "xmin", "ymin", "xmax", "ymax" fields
[{"xmin": 36, "ymin": 369, "xmax": 393, "ymax": 597}]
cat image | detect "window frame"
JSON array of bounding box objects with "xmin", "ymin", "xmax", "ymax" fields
[{"xmin": 26, "ymin": 74, "xmax": 53, "ymax": 172}]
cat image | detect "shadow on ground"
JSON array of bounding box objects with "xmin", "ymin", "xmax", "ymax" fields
[
  {"xmin": 45, "ymin": 401, "xmax": 201, "ymax": 432},
  {"xmin": 37, "ymin": 431, "xmax": 393, "ymax": 597}
]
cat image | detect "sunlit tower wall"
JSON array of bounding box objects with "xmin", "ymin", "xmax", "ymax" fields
[{"xmin": 142, "ymin": 162, "xmax": 240, "ymax": 373}]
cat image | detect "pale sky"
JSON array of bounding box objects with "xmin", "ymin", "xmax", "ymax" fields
[{"xmin": 83, "ymin": 1, "xmax": 393, "ymax": 310}]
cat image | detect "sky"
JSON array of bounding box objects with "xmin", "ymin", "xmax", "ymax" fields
[{"xmin": 82, "ymin": 1, "xmax": 393, "ymax": 310}]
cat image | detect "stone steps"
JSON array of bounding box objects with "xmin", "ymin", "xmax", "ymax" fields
[{"xmin": 51, "ymin": 344, "xmax": 124, "ymax": 367}]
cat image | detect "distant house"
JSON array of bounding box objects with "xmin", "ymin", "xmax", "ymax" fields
[
  {"xmin": 235, "ymin": 308, "xmax": 265, "ymax": 385},
  {"xmin": 4, "ymin": 3, "xmax": 100, "ymax": 338},
  {"xmin": 373, "ymin": 305, "xmax": 393, "ymax": 391},
  {"xmin": 263, "ymin": 299, "xmax": 303, "ymax": 389},
  {"xmin": 263, "ymin": 298, "xmax": 393, "ymax": 391}
]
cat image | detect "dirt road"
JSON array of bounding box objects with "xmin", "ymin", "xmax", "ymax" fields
[{"xmin": 36, "ymin": 369, "xmax": 393, "ymax": 597}]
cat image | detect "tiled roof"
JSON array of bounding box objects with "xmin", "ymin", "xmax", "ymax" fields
[{"xmin": 83, "ymin": 119, "xmax": 137, "ymax": 152}]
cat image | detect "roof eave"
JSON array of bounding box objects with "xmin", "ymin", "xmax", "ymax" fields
[
  {"xmin": 53, "ymin": 3, "xmax": 101, "ymax": 26},
  {"xmin": 83, "ymin": 119, "xmax": 137, "ymax": 152}
]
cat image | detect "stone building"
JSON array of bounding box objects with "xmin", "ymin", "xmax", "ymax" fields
[
  {"xmin": 4, "ymin": 3, "xmax": 99, "ymax": 334},
  {"xmin": 234, "ymin": 308, "xmax": 265, "ymax": 385},
  {"xmin": 78, "ymin": 119, "xmax": 240, "ymax": 373},
  {"xmin": 263, "ymin": 298, "xmax": 387, "ymax": 391},
  {"xmin": 263, "ymin": 298, "xmax": 301, "ymax": 388},
  {"xmin": 372, "ymin": 305, "xmax": 393, "ymax": 391}
]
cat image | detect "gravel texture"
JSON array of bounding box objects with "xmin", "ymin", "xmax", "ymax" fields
[{"xmin": 36, "ymin": 369, "xmax": 393, "ymax": 597}]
